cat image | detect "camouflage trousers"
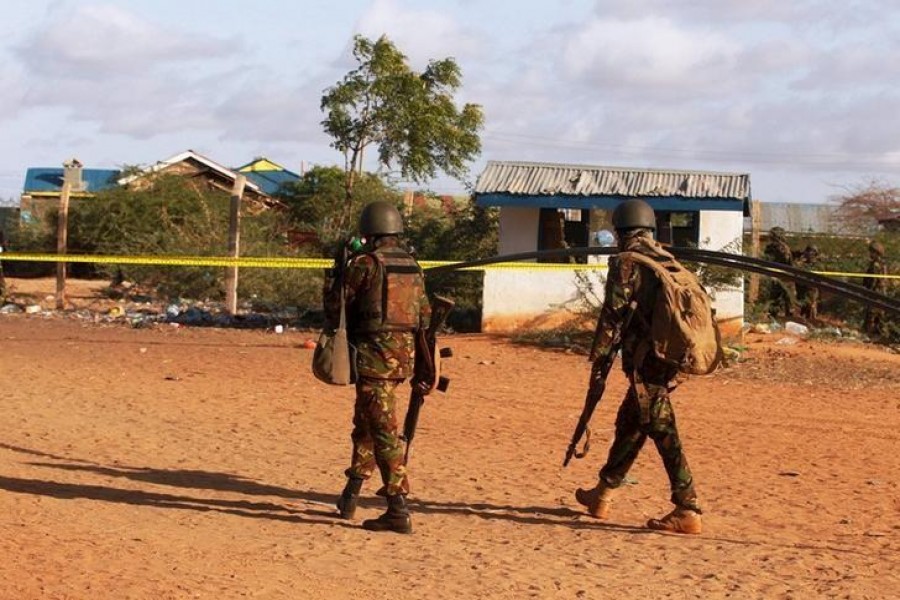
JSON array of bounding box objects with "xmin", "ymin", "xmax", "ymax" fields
[
  {"xmin": 864, "ymin": 307, "xmax": 885, "ymax": 338},
  {"xmin": 346, "ymin": 377, "xmax": 409, "ymax": 497},
  {"xmin": 598, "ymin": 360, "xmax": 701, "ymax": 513},
  {"xmin": 767, "ymin": 279, "xmax": 798, "ymax": 319}
]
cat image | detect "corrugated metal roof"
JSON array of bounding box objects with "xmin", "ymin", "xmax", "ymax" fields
[
  {"xmin": 243, "ymin": 170, "xmax": 300, "ymax": 196},
  {"xmin": 116, "ymin": 150, "xmax": 263, "ymax": 195},
  {"xmin": 474, "ymin": 161, "xmax": 751, "ymax": 200},
  {"xmin": 23, "ymin": 167, "xmax": 121, "ymax": 194}
]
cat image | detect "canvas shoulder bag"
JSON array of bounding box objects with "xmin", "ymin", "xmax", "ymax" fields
[{"xmin": 312, "ymin": 283, "xmax": 357, "ymax": 385}]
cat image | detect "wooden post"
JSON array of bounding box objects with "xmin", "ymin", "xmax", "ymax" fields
[
  {"xmin": 224, "ymin": 174, "xmax": 246, "ymax": 315},
  {"xmin": 748, "ymin": 199, "xmax": 761, "ymax": 303},
  {"xmin": 56, "ymin": 182, "xmax": 72, "ymax": 310}
]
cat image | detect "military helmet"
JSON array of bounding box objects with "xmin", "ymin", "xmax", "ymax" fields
[
  {"xmin": 869, "ymin": 241, "xmax": 885, "ymax": 256},
  {"xmin": 769, "ymin": 226, "xmax": 786, "ymax": 239},
  {"xmin": 611, "ymin": 199, "xmax": 656, "ymax": 231},
  {"xmin": 358, "ymin": 201, "xmax": 404, "ymax": 236},
  {"xmin": 804, "ymin": 244, "xmax": 819, "ymax": 256}
]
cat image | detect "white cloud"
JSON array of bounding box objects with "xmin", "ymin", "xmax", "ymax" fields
[
  {"xmin": 17, "ymin": 4, "xmax": 238, "ymax": 77},
  {"xmin": 354, "ymin": 0, "xmax": 487, "ymax": 69},
  {"xmin": 560, "ymin": 16, "xmax": 738, "ymax": 90},
  {"xmin": 14, "ymin": 4, "xmax": 247, "ymax": 138}
]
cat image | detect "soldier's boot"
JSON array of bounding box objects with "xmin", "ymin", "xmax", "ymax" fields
[
  {"xmin": 336, "ymin": 476, "xmax": 364, "ymax": 520},
  {"xmin": 575, "ymin": 482, "xmax": 616, "ymax": 519},
  {"xmin": 646, "ymin": 507, "xmax": 702, "ymax": 535},
  {"xmin": 362, "ymin": 494, "xmax": 412, "ymax": 534}
]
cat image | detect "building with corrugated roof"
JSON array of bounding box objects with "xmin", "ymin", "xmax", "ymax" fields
[
  {"xmin": 21, "ymin": 151, "xmax": 300, "ymax": 220},
  {"xmin": 474, "ymin": 160, "xmax": 751, "ymax": 335},
  {"xmin": 21, "ymin": 159, "xmax": 121, "ymax": 220}
]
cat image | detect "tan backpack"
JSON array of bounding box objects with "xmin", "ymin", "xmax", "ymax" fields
[{"xmin": 619, "ymin": 249, "xmax": 723, "ymax": 376}]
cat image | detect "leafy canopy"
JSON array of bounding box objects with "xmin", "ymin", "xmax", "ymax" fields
[{"xmin": 320, "ymin": 34, "xmax": 483, "ymax": 229}]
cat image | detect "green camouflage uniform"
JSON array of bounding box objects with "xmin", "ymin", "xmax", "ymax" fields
[
  {"xmin": 863, "ymin": 253, "xmax": 888, "ymax": 337},
  {"xmin": 324, "ymin": 236, "xmax": 430, "ymax": 497},
  {"xmin": 763, "ymin": 233, "xmax": 798, "ymax": 318},
  {"xmin": 591, "ymin": 232, "xmax": 700, "ymax": 513},
  {"xmin": 796, "ymin": 249, "xmax": 820, "ymax": 320}
]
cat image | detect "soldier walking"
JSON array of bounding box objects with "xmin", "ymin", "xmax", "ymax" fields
[
  {"xmin": 862, "ymin": 241, "xmax": 888, "ymax": 338},
  {"xmin": 325, "ymin": 201, "xmax": 431, "ymax": 534},
  {"xmin": 763, "ymin": 227, "xmax": 799, "ymax": 319},
  {"xmin": 796, "ymin": 245, "xmax": 821, "ymax": 321},
  {"xmin": 574, "ymin": 199, "xmax": 704, "ymax": 534}
]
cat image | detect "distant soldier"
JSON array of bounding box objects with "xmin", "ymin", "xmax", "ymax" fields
[
  {"xmin": 0, "ymin": 229, "xmax": 7, "ymax": 303},
  {"xmin": 326, "ymin": 201, "xmax": 431, "ymax": 534},
  {"xmin": 796, "ymin": 245, "xmax": 821, "ymax": 321},
  {"xmin": 862, "ymin": 241, "xmax": 888, "ymax": 337},
  {"xmin": 763, "ymin": 227, "xmax": 798, "ymax": 318},
  {"xmin": 574, "ymin": 199, "xmax": 704, "ymax": 535}
]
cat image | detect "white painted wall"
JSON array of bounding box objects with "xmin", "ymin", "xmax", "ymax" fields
[
  {"xmin": 482, "ymin": 207, "xmax": 746, "ymax": 335},
  {"xmin": 698, "ymin": 211, "xmax": 745, "ymax": 326}
]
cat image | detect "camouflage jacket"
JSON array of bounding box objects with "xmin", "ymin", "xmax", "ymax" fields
[
  {"xmin": 592, "ymin": 234, "xmax": 664, "ymax": 373},
  {"xmin": 324, "ymin": 237, "xmax": 430, "ymax": 379},
  {"xmin": 764, "ymin": 239, "xmax": 794, "ymax": 266},
  {"xmin": 863, "ymin": 257, "xmax": 888, "ymax": 294}
]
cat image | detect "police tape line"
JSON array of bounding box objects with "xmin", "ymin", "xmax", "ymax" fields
[
  {"xmin": 0, "ymin": 252, "xmax": 607, "ymax": 272},
  {"xmin": 2, "ymin": 252, "xmax": 898, "ymax": 278}
]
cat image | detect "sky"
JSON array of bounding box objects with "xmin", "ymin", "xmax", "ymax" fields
[{"xmin": 2, "ymin": 0, "xmax": 899, "ymax": 206}]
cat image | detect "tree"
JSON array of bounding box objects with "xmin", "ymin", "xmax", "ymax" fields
[
  {"xmin": 832, "ymin": 179, "xmax": 900, "ymax": 234},
  {"xmin": 320, "ymin": 34, "xmax": 484, "ymax": 233},
  {"xmin": 277, "ymin": 165, "xmax": 404, "ymax": 249}
]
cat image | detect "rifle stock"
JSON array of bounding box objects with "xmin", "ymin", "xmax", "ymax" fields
[
  {"xmin": 563, "ymin": 300, "xmax": 636, "ymax": 467},
  {"xmin": 402, "ymin": 295, "xmax": 454, "ymax": 464},
  {"xmin": 563, "ymin": 347, "xmax": 617, "ymax": 467}
]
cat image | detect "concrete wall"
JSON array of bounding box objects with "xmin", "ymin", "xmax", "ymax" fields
[
  {"xmin": 698, "ymin": 210, "xmax": 745, "ymax": 338},
  {"xmin": 482, "ymin": 207, "xmax": 746, "ymax": 338}
]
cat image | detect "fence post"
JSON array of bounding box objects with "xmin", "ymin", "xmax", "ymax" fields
[
  {"xmin": 225, "ymin": 175, "xmax": 246, "ymax": 315},
  {"xmin": 748, "ymin": 199, "xmax": 761, "ymax": 303},
  {"xmin": 56, "ymin": 182, "xmax": 72, "ymax": 310}
]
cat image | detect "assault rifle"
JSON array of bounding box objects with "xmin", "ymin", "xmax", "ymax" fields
[
  {"xmin": 403, "ymin": 295, "xmax": 454, "ymax": 464},
  {"xmin": 563, "ymin": 301, "xmax": 636, "ymax": 467}
]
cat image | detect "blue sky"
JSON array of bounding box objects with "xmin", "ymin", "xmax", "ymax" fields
[{"xmin": 2, "ymin": 0, "xmax": 899, "ymax": 205}]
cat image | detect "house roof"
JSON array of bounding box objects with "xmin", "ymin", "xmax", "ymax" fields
[
  {"xmin": 23, "ymin": 167, "xmax": 121, "ymax": 196},
  {"xmin": 474, "ymin": 161, "xmax": 751, "ymax": 211},
  {"xmin": 118, "ymin": 150, "xmax": 264, "ymax": 195},
  {"xmin": 237, "ymin": 157, "xmax": 301, "ymax": 196}
]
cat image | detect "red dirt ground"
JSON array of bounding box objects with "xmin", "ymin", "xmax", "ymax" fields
[{"xmin": 1, "ymin": 278, "xmax": 899, "ymax": 599}]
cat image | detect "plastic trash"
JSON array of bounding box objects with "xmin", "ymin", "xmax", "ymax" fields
[{"xmin": 784, "ymin": 321, "xmax": 809, "ymax": 336}]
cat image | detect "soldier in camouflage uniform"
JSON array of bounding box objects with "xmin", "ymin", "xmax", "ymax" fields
[
  {"xmin": 0, "ymin": 230, "xmax": 6, "ymax": 304},
  {"xmin": 863, "ymin": 241, "xmax": 888, "ymax": 338},
  {"xmin": 325, "ymin": 201, "xmax": 430, "ymax": 534},
  {"xmin": 575, "ymin": 199, "xmax": 703, "ymax": 535},
  {"xmin": 763, "ymin": 227, "xmax": 798, "ymax": 319},
  {"xmin": 796, "ymin": 245, "xmax": 820, "ymax": 321}
]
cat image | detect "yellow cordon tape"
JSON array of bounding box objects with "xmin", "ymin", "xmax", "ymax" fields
[
  {"xmin": 0, "ymin": 252, "xmax": 607, "ymax": 272},
  {"xmin": 1, "ymin": 252, "xmax": 897, "ymax": 278},
  {"xmin": 811, "ymin": 270, "xmax": 900, "ymax": 280}
]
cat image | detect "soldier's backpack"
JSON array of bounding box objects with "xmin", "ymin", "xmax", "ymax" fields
[{"xmin": 619, "ymin": 248, "xmax": 723, "ymax": 376}]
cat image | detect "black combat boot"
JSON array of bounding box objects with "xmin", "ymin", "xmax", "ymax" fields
[
  {"xmin": 336, "ymin": 476, "xmax": 364, "ymax": 519},
  {"xmin": 362, "ymin": 494, "xmax": 412, "ymax": 534}
]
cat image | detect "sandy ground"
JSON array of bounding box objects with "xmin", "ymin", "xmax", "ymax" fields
[{"xmin": 1, "ymin": 278, "xmax": 899, "ymax": 599}]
